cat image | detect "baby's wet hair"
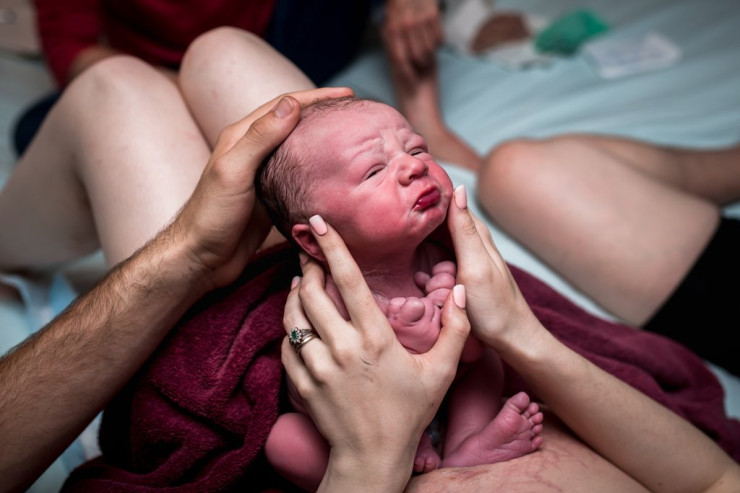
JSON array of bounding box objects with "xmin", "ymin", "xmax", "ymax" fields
[{"xmin": 255, "ymin": 95, "xmax": 375, "ymax": 241}]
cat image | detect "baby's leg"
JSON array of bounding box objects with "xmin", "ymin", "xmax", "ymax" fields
[
  {"xmin": 264, "ymin": 412, "xmax": 329, "ymax": 492},
  {"xmin": 443, "ymin": 391, "xmax": 543, "ymax": 468},
  {"xmin": 442, "ymin": 352, "xmax": 543, "ymax": 467}
]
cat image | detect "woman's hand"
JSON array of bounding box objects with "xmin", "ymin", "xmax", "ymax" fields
[
  {"xmin": 445, "ymin": 185, "xmax": 539, "ymax": 350},
  {"xmin": 281, "ymin": 215, "xmax": 470, "ymax": 492},
  {"xmin": 382, "ymin": 0, "xmax": 443, "ymax": 84},
  {"xmin": 171, "ymin": 87, "xmax": 353, "ymax": 292}
]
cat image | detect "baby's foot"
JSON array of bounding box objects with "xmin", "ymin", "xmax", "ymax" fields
[
  {"xmin": 414, "ymin": 431, "xmax": 442, "ymax": 474},
  {"xmin": 387, "ymin": 296, "xmax": 441, "ymax": 354},
  {"xmin": 442, "ymin": 391, "xmax": 544, "ymax": 468}
]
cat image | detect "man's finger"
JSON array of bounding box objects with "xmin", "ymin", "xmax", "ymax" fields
[
  {"xmin": 213, "ymin": 87, "xmax": 355, "ymax": 157},
  {"xmin": 221, "ymin": 96, "xmax": 302, "ymax": 176}
]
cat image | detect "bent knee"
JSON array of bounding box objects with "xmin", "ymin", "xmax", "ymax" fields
[
  {"xmin": 479, "ymin": 138, "xmax": 546, "ymax": 202},
  {"xmin": 182, "ymin": 26, "xmax": 272, "ymax": 72},
  {"xmin": 64, "ymin": 55, "xmax": 166, "ymax": 105}
]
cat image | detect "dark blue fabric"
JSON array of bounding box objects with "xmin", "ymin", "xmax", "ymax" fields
[
  {"xmin": 12, "ymin": 91, "xmax": 60, "ymax": 158},
  {"xmin": 266, "ymin": 0, "xmax": 372, "ymax": 85}
]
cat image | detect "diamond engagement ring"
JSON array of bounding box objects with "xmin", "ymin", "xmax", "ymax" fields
[{"xmin": 289, "ymin": 327, "xmax": 318, "ymax": 355}]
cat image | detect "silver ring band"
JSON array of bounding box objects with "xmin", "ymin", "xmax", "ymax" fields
[{"xmin": 289, "ymin": 327, "xmax": 319, "ymax": 355}]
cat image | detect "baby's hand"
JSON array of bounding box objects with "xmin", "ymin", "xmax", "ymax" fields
[{"xmin": 415, "ymin": 260, "xmax": 457, "ymax": 307}]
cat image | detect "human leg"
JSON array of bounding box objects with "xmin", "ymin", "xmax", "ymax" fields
[
  {"xmin": 179, "ymin": 27, "xmax": 315, "ymax": 147},
  {"xmin": 392, "ymin": 64, "xmax": 482, "ymax": 171},
  {"xmin": 566, "ymin": 135, "xmax": 740, "ymax": 206},
  {"xmin": 265, "ymin": 412, "xmax": 330, "ymax": 492},
  {"xmin": 0, "ymin": 56, "xmax": 211, "ymax": 272},
  {"xmin": 478, "ymin": 136, "xmax": 720, "ymax": 326},
  {"xmin": 441, "ymin": 351, "xmax": 542, "ymax": 468}
]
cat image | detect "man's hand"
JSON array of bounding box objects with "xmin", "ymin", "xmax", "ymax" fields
[
  {"xmin": 171, "ymin": 87, "xmax": 353, "ymax": 291},
  {"xmin": 382, "ymin": 0, "xmax": 443, "ymax": 84}
]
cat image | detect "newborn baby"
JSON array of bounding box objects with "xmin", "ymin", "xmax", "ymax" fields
[{"xmin": 257, "ymin": 97, "xmax": 543, "ymax": 491}]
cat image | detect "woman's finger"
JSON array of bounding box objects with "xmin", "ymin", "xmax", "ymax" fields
[
  {"xmin": 304, "ymin": 215, "xmax": 389, "ymax": 330},
  {"xmin": 424, "ymin": 285, "xmax": 470, "ymax": 384},
  {"xmin": 447, "ymin": 185, "xmax": 497, "ymax": 269},
  {"xmin": 282, "ymin": 274, "xmax": 333, "ymax": 373},
  {"xmin": 293, "ymin": 254, "xmax": 348, "ymax": 348}
]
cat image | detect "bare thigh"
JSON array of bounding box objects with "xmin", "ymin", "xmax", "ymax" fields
[
  {"xmin": 478, "ymin": 137, "xmax": 720, "ymax": 325},
  {"xmin": 0, "ymin": 56, "xmax": 211, "ymax": 271},
  {"xmin": 179, "ymin": 27, "xmax": 315, "ymax": 146},
  {"xmin": 405, "ymin": 412, "xmax": 648, "ymax": 492},
  {"xmin": 572, "ymin": 134, "xmax": 740, "ymax": 205}
]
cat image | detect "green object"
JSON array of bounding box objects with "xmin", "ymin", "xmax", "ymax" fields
[{"xmin": 535, "ymin": 9, "xmax": 610, "ymax": 55}]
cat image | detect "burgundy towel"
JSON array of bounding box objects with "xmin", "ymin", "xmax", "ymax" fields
[{"xmin": 63, "ymin": 246, "xmax": 740, "ymax": 491}]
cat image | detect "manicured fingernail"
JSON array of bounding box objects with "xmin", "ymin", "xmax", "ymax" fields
[
  {"xmin": 273, "ymin": 97, "xmax": 293, "ymax": 119},
  {"xmin": 453, "ymin": 284, "xmax": 466, "ymax": 309},
  {"xmin": 298, "ymin": 252, "xmax": 308, "ymax": 265},
  {"xmin": 454, "ymin": 185, "xmax": 467, "ymax": 209},
  {"xmin": 309, "ymin": 215, "xmax": 328, "ymax": 236},
  {"xmin": 291, "ymin": 276, "xmax": 301, "ymax": 289}
]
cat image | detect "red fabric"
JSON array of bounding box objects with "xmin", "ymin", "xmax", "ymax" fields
[
  {"xmin": 34, "ymin": 0, "xmax": 277, "ymax": 86},
  {"xmin": 63, "ymin": 245, "xmax": 740, "ymax": 491}
]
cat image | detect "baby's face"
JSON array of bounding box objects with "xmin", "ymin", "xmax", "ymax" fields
[{"xmin": 296, "ymin": 101, "xmax": 453, "ymax": 256}]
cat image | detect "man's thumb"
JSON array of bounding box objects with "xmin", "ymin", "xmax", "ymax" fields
[{"xmin": 235, "ymin": 96, "xmax": 301, "ymax": 163}]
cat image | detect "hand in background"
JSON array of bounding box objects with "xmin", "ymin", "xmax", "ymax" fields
[{"xmin": 382, "ymin": 0, "xmax": 443, "ymax": 84}]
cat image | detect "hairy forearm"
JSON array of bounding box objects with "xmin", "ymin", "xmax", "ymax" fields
[{"xmin": 0, "ymin": 228, "xmax": 210, "ymax": 492}]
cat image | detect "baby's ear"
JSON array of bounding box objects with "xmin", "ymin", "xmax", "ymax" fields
[{"xmin": 292, "ymin": 223, "xmax": 326, "ymax": 262}]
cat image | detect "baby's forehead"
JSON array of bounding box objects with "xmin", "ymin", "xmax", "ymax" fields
[{"xmin": 296, "ymin": 101, "xmax": 408, "ymax": 142}]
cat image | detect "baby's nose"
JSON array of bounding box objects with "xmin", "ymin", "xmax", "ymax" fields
[{"xmin": 398, "ymin": 155, "xmax": 428, "ymax": 184}]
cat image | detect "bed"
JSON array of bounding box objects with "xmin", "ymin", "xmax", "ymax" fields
[
  {"xmin": 1, "ymin": 0, "xmax": 739, "ymax": 490},
  {"xmin": 331, "ymin": 0, "xmax": 740, "ymax": 411}
]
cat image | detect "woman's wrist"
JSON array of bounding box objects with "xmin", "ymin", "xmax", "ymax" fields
[{"xmin": 319, "ymin": 448, "xmax": 415, "ymax": 493}]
